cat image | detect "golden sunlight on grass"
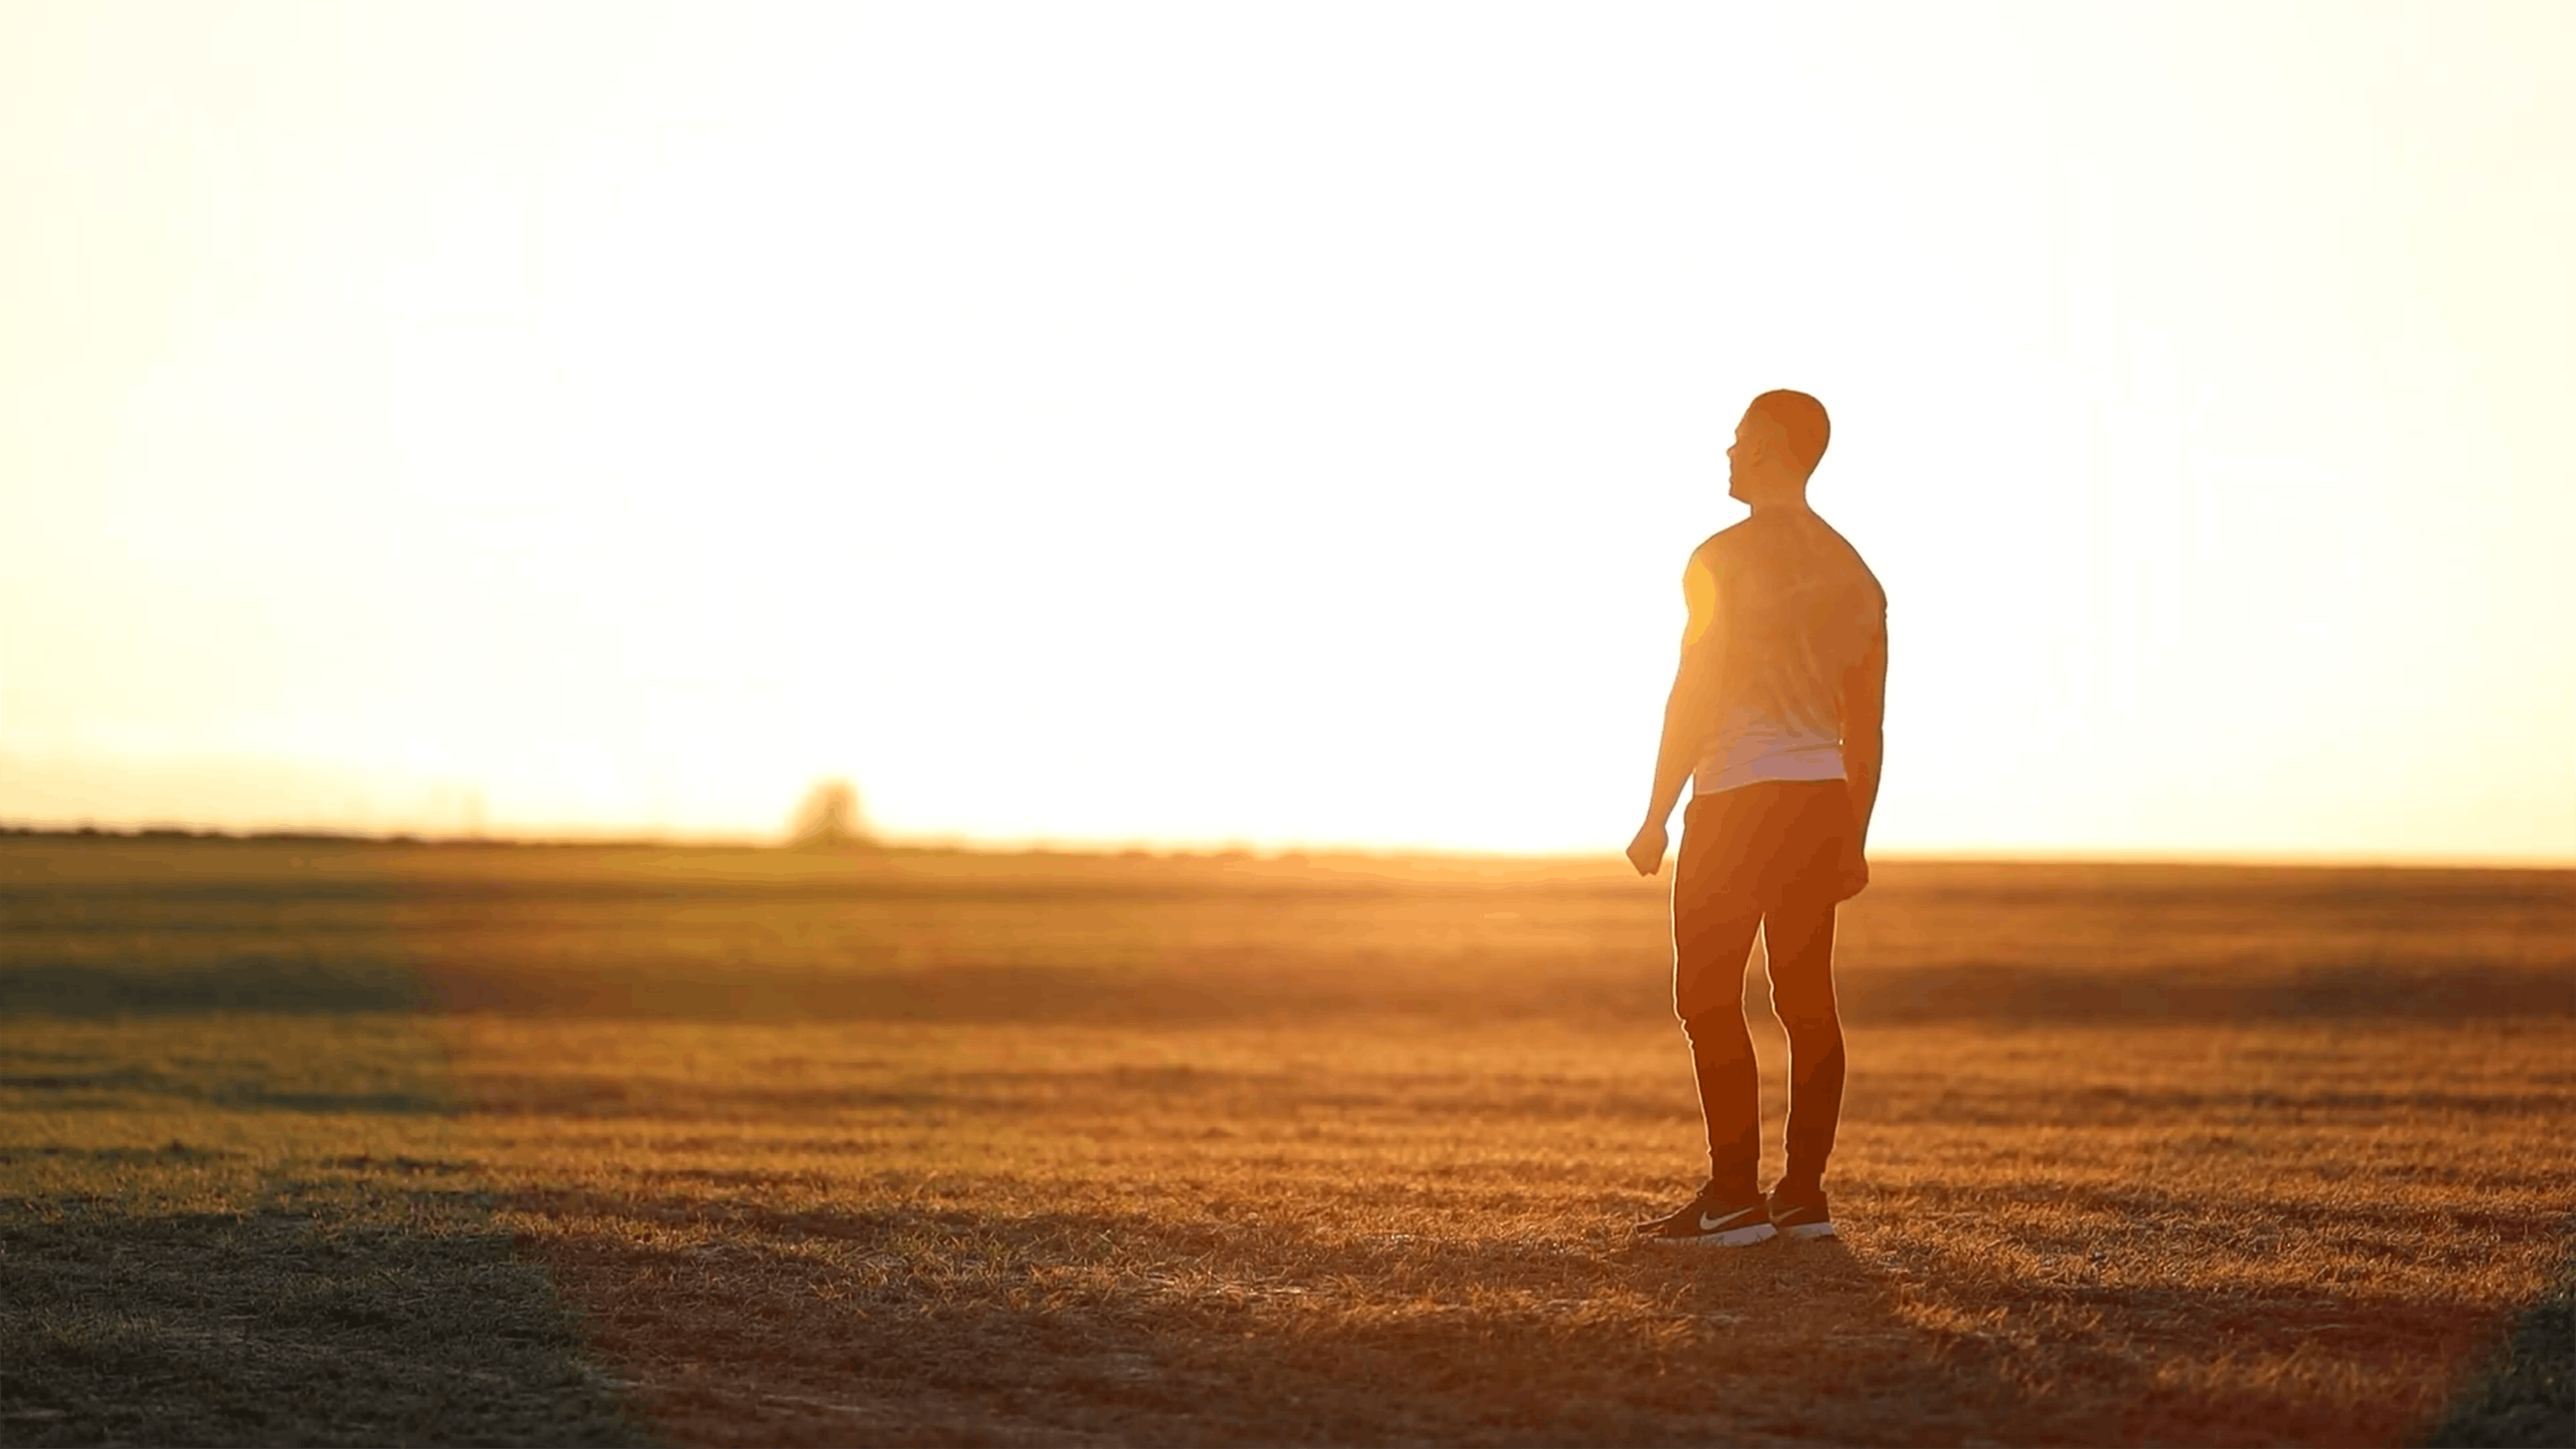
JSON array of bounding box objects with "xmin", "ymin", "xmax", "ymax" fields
[
  {"xmin": 4, "ymin": 839, "xmax": 2571, "ymax": 1444},
  {"xmin": 442, "ymin": 1016, "xmax": 2572, "ymax": 1446}
]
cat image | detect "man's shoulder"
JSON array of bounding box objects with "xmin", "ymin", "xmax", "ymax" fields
[
  {"xmin": 1811, "ymin": 515, "xmax": 1887, "ymax": 602},
  {"xmin": 1687, "ymin": 520, "xmax": 1760, "ymax": 572}
]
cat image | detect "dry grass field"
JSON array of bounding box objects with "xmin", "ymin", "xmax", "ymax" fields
[{"xmin": 3, "ymin": 837, "xmax": 2571, "ymax": 1445}]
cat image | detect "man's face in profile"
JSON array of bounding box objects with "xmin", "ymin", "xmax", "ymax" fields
[{"xmin": 1726, "ymin": 409, "xmax": 1787, "ymax": 504}]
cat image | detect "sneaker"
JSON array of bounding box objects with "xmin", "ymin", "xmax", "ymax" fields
[
  {"xmin": 1633, "ymin": 1184, "xmax": 1778, "ymax": 1247},
  {"xmin": 1766, "ymin": 1188, "xmax": 1836, "ymax": 1240}
]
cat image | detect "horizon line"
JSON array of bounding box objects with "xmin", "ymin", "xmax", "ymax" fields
[{"xmin": 6, "ymin": 821, "xmax": 2571, "ymax": 873}]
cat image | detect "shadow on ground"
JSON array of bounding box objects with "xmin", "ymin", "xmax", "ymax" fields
[
  {"xmin": 501, "ymin": 1184, "xmax": 2037, "ymax": 1447},
  {"xmin": 0, "ymin": 1014, "xmax": 651, "ymax": 1447},
  {"xmin": 2425, "ymin": 1228, "xmax": 2576, "ymax": 1447},
  {"xmin": 0, "ymin": 1174, "xmax": 652, "ymax": 1448},
  {"xmin": 497, "ymin": 1174, "xmax": 2575, "ymax": 1448}
]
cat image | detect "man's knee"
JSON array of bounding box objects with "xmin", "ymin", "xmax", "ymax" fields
[
  {"xmin": 1767, "ymin": 979, "xmax": 1841, "ymax": 1035},
  {"xmin": 1682, "ymin": 1007, "xmax": 1751, "ymax": 1055}
]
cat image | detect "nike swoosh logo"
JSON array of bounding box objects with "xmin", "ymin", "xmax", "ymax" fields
[{"xmin": 1699, "ymin": 1211, "xmax": 1757, "ymax": 1232}]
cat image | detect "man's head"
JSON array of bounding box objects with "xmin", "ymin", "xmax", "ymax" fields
[{"xmin": 1726, "ymin": 390, "xmax": 1830, "ymax": 506}]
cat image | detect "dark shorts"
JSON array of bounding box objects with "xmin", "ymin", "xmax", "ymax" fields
[{"xmin": 1670, "ymin": 780, "xmax": 1865, "ymax": 1021}]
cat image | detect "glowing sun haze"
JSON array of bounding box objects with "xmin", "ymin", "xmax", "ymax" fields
[{"xmin": 4, "ymin": 2, "xmax": 2572, "ymax": 861}]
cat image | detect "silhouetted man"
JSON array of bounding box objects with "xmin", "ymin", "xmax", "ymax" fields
[{"xmin": 1627, "ymin": 389, "xmax": 1886, "ymax": 1246}]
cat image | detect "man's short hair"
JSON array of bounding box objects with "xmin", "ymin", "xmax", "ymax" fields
[{"xmin": 1749, "ymin": 390, "xmax": 1830, "ymax": 478}]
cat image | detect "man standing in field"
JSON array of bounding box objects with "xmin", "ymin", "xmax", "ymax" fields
[{"xmin": 1626, "ymin": 389, "xmax": 1887, "ymax": 1247}]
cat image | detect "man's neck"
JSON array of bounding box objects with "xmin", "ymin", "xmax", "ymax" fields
[{"xmin": 1744, "ymin": 490, "xmax": 1813, "ymax": 518}]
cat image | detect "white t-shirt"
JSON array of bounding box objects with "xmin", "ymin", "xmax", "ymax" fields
[{"xmin": 1696, "ymin": 704, "xmax": 1848, "ymax": 794}]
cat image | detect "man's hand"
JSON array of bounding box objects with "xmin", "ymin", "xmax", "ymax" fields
[
  {"xmin": 1835, "ymin": 820, "xmax": 1870, "ymax": 899},
  {"xmin": 1626, "ymin": 818, "xmax": 1670, "ymax": 877}
]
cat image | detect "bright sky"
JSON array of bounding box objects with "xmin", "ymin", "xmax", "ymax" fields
[{"xmin": 4, "ymin": 2, "xmax": 2572, "ymax": 860}]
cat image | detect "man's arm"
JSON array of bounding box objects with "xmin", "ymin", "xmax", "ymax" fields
[
  {"xmin": 1626, "ymin": 554, "xmax": 1724, "ymax": 876},
  {"xmin": 1838, "ymin": 627, "xmax": 1889, "ymax": 877}
]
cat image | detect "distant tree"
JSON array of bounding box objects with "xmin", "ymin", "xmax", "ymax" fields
[{"xmin": 788, "ymin": 778, "xmax": 873, "ymax": 850}]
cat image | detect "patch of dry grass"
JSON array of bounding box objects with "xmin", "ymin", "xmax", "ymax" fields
[
  {"xmin": 8, "ymin": 842, "xmax": 2569, "ymax": 1026},
  {"xmin": 4, "ymin": 838, "xmax": 2572, "ymax": 1444},
  {"xmin": 442, "ymin": 1015, "xmax": 2575, "ymax": 1445}
]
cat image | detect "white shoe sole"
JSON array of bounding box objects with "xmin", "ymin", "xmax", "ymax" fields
[
  {"xmin": 1652, "ymin": 1221, "xmax": 1777, "ymax": 1247},
  {"xmin": 1777, "ymin": 1220, "xmax": 1837, "ymax": 1240}
]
